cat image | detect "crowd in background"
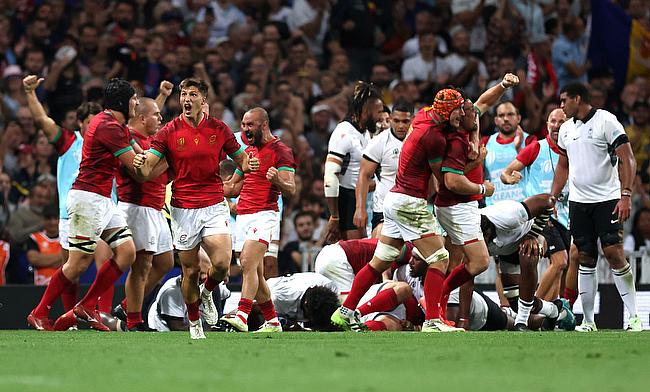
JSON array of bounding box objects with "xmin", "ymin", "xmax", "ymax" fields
[{"xmin": 1, "ymin": 0, "xmax": 650, "ymax": 284}]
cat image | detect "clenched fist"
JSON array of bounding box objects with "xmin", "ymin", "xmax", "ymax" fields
[
  {"xmin": 133, "ymin": 153, "xmax": 147, "ymax": 168},
  {"xmin": 501, "ymin": 73, "xmax": 519, "ymax": 89},
  {"xmin": 266, "ymin": 166, "xmax": 279, "ymax": 184},
  {"xmin": 23, "ymin": 75, "xmax": 44, "ymax": 93},
  {"xmin": 159, "ymin": 80, "xmax": 173, "ymax": 97}
]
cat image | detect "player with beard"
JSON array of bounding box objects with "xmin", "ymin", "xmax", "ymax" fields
[
  {"xmin": 323, "ymin": 81, "xmax": 384, "ymax": 243},
  {"xmin": 113, "ymin": 97, "xmax": 173, "ymax": 331},
  {"xmin": 354, "ymin": 102, "xmax": 413, "ymax": 238},
  {"xmin": 434, "ymin": 75, "xmax": 519, "ymax": 329},
  {"xmin": 48, "ymin": 79, "xmax": 140, "ymax": 331},
  {"xmin": 331, "ymin": 88, "xmax": 474, "ymax": 333},
  {"xmin": 483, "ymin": 101, "xmax": 537, "ymax": 206},
  {"xmin": 218, "ymin": 107, "xmax": 296, "ymax": 332},
  {"xmin": 501, "ymin": 108, "xmax": 570, "ymax": 302},
  {"xmin": 134, "ymin": 78, "xmax": 258, "ymax": 339}
]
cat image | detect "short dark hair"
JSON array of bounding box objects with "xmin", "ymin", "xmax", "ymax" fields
[
  {"xmin": 179, "ymin": 78, "xmax": 209, "ymax": 97},
  {"xmin": 495, "ymin": 100, "xmax": 520, "ymax": 115},
  {"xmin": 392, "ymin": 101, "xmax": 414, "ymax": 115},
  {"xmin": 382, "ymin": 105, "xmax": 391, "ymax": 114},
  {"xmin": 560, "ymin": 83, "xmax": 590, "ymax": 103},
  {"xmin": 293, "ymin": 210, "xmax": 314, "ymax": 226},
  {"xmin": 302, "ymin": 286, "xmax": 340, "ymax": 331},
  {"xmin": 76, "ymin": 102, "xmax": 102, "ymax": 122}
]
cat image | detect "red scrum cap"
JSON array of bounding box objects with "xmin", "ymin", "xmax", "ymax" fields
[{"xmin": 433, "ymin": 88, "xmax": 464, "ymax": 122}]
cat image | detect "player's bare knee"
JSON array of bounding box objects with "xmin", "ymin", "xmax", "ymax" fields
[
  {"xmin": 577, "ymin": 251, "xmax": 597, "ymax": 268},
  {"xmin": 467, "ymin": 255, "xmax": 489, "ymax": 275},
  {"xmin": 550, "ymin": 252, "xmax": 568, "ymax": 270},
  {"xmin": 393, "ymin": 282, "xmax": 412, "ymax": 301},
  {"xmin": 182, "ymin": 263, "xmax": 201, "ymax": 279}
]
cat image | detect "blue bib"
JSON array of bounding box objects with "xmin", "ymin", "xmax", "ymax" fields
[{"xmin": 484, "ymin": 132, "xmax": 529, "ymax": 205}]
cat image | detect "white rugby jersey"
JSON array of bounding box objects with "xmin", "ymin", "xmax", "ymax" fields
[
  {"xmin": 363, "ymin": 129, "xmax": 403, "ymax": 212},
  {"xmin": 557, "ymin": 109, "xmax": 626, "ymax": 203},
  {"xmin": 393, "ymin": 264, "xmax": 424, "ymax": 302},
  {"xmin": 328, "ymin": 121, "xmax": 370, "ymax": 189},
  {"xmin": 268, "ymin": 272, "xmax": 338, "ymax": 321},
  {"xmin": 148, "ymin": 276, "xmax": 186, "ymax": 332},
  {"xmin": 480, "ymin": 200, "xmax": 533, "ymax": 256},
  {"xmin": 448, "ymin": 288, "xmax": 489, "ymax": 331},
  {"xmin": 359, "ymin": 282, "xmax": 406, "ymax": 323}
]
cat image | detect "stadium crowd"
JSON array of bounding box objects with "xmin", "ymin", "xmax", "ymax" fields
[{"xmin": 0, "ymin": 0, "xmax": 649, "ymax": 336}]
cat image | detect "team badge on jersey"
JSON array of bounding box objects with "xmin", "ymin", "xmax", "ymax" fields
[{"xmin": 209, "ymin": 135, "xmax": 217, "ymax": 145}]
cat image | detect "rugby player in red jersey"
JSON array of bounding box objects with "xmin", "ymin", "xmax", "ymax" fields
[
  {"xmin": 47, "ymin": 78, "xmax": 140, "ymax": 331},
  {"xmin": 218, "ymin": 107, "xmax": 296, "ymax": 332},
  {"xmin": 435, "ymin": 74, "xmax": 520, "ymax": 329},
  {"xmin": 133, "ymin": 78, "xmax": 257, "ymax": 339},
  {"xmin": 114, "ymin": 96, "xmax": 173, "ymax": 331},
  {"xmin": 331, "ymin": 88, "xmax": 474, "ymax": 332}
]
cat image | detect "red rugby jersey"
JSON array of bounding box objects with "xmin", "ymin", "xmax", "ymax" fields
[
  {"xmin": 117, "ymin": 130, "xmax": 168, "ymax": 210},
  {"xmin": 237, "ymin": 138, "xmax": 295, "ymax": 215},
  {"xmin": 150, "ymin": 114, "xmax": 244, "ymax": 209},
  {"xmin": 72, "ymin": 111, "xmax": 133, "ymax": 198}
]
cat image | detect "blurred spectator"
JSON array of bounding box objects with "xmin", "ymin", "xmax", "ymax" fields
[
  {"xmin": 0, "ymin": 224, "xmax": 9, "ymax": 285},
  {"xmin": 267, "ymin": 0, "xmax": 293, "ymax": 25},
  {"xmin": 440, "ymin": 26, "xmax": 488, "ymax": 99},
  {"xmin": 26, "ymin": 204, "xmax": 61, "ymax": 285},
  {"xmin": 551, "ymin": 15, "xmax": 590, "ymax": 90},
  {"xmin": 402, "ymin": 9, "xmax": 449, "ymax": 59},
  {"xmin": 401, "ymin": 32, "xmax": 446, "ymax": 97},
  {"xmin": 288, "ymin": 0, "xmax": 330, "ymax": 59},
  {"xmin": 128, "ymin": 33, "xmax": 169, "ymax": 97},
  {"xmin": 0, "ymin": 171, "xmax": 13, "ymax": 224},
  {"xmin": 197, "ymin": 0, "xmax": 246, "ymax": 41},
  {"xmin": 624, "ymin": 208, "xmax": 650, "ymax": 253},
  {"xmin": 509, "ymin": 0, "xmax": 545, "ymax": 39},
  {"xmin": 279, "ymin": 210, "xmax": 319, "ymax": 275},
  {"xmin": 306, "ymin": 104, "xmax": 334, "ymax": 160},
  {"xmin": 2, "ymin": 120, "xmax": 26, "ymax": 176},
  {"xmin": 6, "ymin": 182, "xmax": 52, "ymax": 247},
  {"xmin": 625, "ymin": 100, "xmax": 650, "ymax": 168},
  {"xmin": 2, "ymin": 65, "xmax": 26, "ymax": 113},
  {"xmin": 44, "ymin": 47, "xmax": 83, "ymax": 124},
  {"xmin": 451, "ymin": 0, "xmax": 490, "ymax": 55}
]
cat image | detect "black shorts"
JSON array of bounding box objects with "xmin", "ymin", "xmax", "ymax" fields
[
  {"xmin": 542, "ymin": 218, "xmax": 570, "ymax": 257},
  {"xmin": 477, "ymin": 291, "xmax": 508, "ymax": 331},
  {"xmin": 338, "ymin": 187, "xmax": 359, "ymax": 231},
  {"xmin": 371, "ymin": 211, "xmax": 384, "ymax": 230},
  {"xmin": 569, "ymin": 199, "xmax": 624, "ymax": 257}
]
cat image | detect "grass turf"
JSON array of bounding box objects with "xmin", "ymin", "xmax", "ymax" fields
[{"xmin": 0, "ymin": 330, "xmax": 648, "ymax": 392}]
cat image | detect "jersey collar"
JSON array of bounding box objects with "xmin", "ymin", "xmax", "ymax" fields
[{"xmin": 573, "ymin": 108, "xmax": 597, "ymax": 124}]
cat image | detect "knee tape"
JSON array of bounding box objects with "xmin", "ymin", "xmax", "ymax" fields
[
  {"xmin": 105, "ymin": 227, "xmax": 133, "ymax": 249},
  {"xmin": 374, "ymin": 241, "xmax": 402, "ymax": 262},
  {"xmin": 573, "ymin": 235, "xmax": 598, "ymax": 259},
  {"xmin": 503, "ymin": 285, "xmax": 520, "ymax": 299},
  {"xmin": 264, "ymin": 243, "xmax": 279, "ymax": 258},
  {"xmin": 69, "ymin": 236, "xmax": 97, "ymax": 254},
  {"xmin": 424, "ymin": 247, "xmax": 449, "ymax": 265},
  {"xmin": 600, "ymin": 230, "xmax": 623, "ymax": 248}
]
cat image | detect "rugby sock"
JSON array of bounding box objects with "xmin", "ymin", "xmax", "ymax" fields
[
  {"xmin": 536, "ymin": 298, "xmax": 559, "ymax": 318},
  {"xmin": 342, "ymin": 264, "xmax": 382, "ymax": 310},
  {"xmin": 578, "ymin": 265, "xmax": 597, "ymax": 324},
  {"xmin": 442, "ymin": 264, "xmax": 473, "ymax": 297},
  {"xmin": 358, "ymin": 289, "xmax": 399, "ymax": 316},
  {"xmin": 515, "ymin": 298, "xmax": 534, "ymax": 326},
  {"xmin": 186, "ymin": 299, "xmax": 201, "ymax": 322},
  {"xmin": 78, "ymin": 259, "xmax": 123, "ymax": 309},
  {"xmin": 33, "ymin": 268, "xmax": 71, "ymax": 317},
  {"xmin": 612, "ymin": 263, "xmax": 638, "ymax": 317},
  {"xmin": 121, "ymin": 298, "xmax": 128, "ymax": 311},
  {"xmin": 126, "ymin": 312, "xmax": 143, "ymax": 329},
  {"xmin": 563, "ymin": 287, "xmax": 578, "ymax": 307},
  {"xmin": 365, "ymin": 320, "xmax": 387, "ymax": 331},
  {"xmin": 61, "ymin": 282, "xmax": 79, "ymax": 312},
  {"xmin": 204, "ymin": 276, "xmax": 220, "ymax": 292},
  {"xmin": 424, "ymin": 268, "xmax": 445, "ymax": 320},
  {"xmin": 236, "ymin": 298, "xmax": 254, "ymax": 324},
  {"xmin": 404, "ymin": 295, "xmax": 424, "ymax": 325},
  {"xmin": 258, "ymin": 300, "xmax": 279, "ymax": 324},
  {"xmin": 97, "ymin": 284, "xmax": 115, "ymax": 314}
]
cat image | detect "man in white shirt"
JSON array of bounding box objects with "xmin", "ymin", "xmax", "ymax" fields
[
  {"xmin": 439, "ymin": 26, "xmax": 488, "ymax": 99},
  {"xmin": 401, "ymin": 33, "xmax": 446, "ymax": 89},
  {"xmin": 551, "ymin": 82, "xmax": 642, "ymax": 332},
  {"xmin": 288, "ymin": 0, "xmax": 330, "ymax": 58}
]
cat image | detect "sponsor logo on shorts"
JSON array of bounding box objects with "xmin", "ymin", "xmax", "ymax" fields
[
  {"xmin": 179, "ymin": 234, "xmax": 188, "ymax": 244},
  {"xmin": 149, "ymin": 236, "xmax": 155, "ymax": 245}
]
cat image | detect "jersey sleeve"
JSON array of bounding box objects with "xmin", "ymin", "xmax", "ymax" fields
[
  {"xmin": 516, "ymin": 140, "xmax": 541, "ymax": 166},
  {"xmin": 275, "ymin": 144, "xmax": 296, "ymax": 172},
  {"xmin": 441, "ymin": 135, "xmax": 467, "ymax": 175},
  {"xmin": 49, "ymin": 127, "xmax": 77, "ymax": 155},
  {"xmin": 328, "ymin": 126, "xmax": 352, "ymax": 159},
  {"xmin": 602, "ymin": 112, "xmax": 626, "ymax": 144},
  {"xmin": 557, "ymin": 123, "xmax": 567, "ymax": 151},
  {"xmin": 425, "ymin": 127, "xmax": 447, "ymax": 164},
  {"xmin": 97, "ymin": 123, "xmax": 133, "ymax": 157},
  {"xmin": 362, "ymin": 134, "xmax": 384, "ymax": 164},
  {"xmin": 26, "ymin": 237, "xmax": 39, "ymax": 253},
  {"xmin": 150, "ymin": 122, "xmax": 171, "ymax": 158},
  {"xmin": 158, "ymin": 284, "xmax": 186, "ymax": 318},
  {"xmin": 222, "ymin": 123, "xmax": 245, "ymax": 158},
  {"xmin": 524, "ymin": 134, "xmax": 537, "ymax": 146}
]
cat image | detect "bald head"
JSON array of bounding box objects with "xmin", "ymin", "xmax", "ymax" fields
[
  {"xmin": 547, "ymin": 108, "xmax": 567, "ymax": 142},
  {"xmin": 242, "ymin": 107, "xmax": 271, "ymax": 147},
  {"xmin": 131, "ymin": 97, "xmax": 162, "ymax": 136},
  {"xmin": 246, "ymin": 107, "xmax": 269, "ymax": 123},
  {"xmin": 136, "ymin": 97, "xmax": 157, "ymax": 116}
]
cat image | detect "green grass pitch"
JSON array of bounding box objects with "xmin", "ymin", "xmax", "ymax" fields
[{"xmin": 1, "ymin": 331, "xmax": 649, "ymax": 392}]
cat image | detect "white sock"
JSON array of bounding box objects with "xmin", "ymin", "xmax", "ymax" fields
[
  {"xmin": 612, "ymin": 263, "xmax": 638, "ymax": 317},
  {"xmin": 515, "ymin": 299, "xmax": 533, "ymax": 326},
  {"xmin": 578, "ymin": 265, "xmax": 597, "ymax": 324},
  {"xmin": 236, "ymin": 310, "xmax": 249, "ymax": 323},
  {"xmin": 538, "ymin": 299, "xmax": 559, "ymax": 318}
]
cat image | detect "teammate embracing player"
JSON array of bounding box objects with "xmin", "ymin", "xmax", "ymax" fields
[{"xmin": 134, "ymin": 78, "xmax": 257, "ymax": 339}]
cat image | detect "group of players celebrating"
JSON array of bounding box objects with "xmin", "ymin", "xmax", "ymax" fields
[{"xmin": 23, "ymin": 68, "xmax": 643, "ymax": 338}]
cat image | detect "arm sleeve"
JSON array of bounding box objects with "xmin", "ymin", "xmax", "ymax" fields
[
  {"xmin": 401, "ymin": 60, "xmax": 416, "ymax": 82},
  {"xmin": 158, "ymin": 286, "xmax": 187, "ymax": 318},
  {"xmin": 328, "ymin": 126, "xmax": 351, "ymax": 158},
  {"xmin": 516, "ymin": 141, "xmax": 541, "ymax": 166},
  {"xmin": 98, "ymin": 123, "xmax": 133, "ymax": 157},
  {"xmin": 524, "ymin": 135, "xmax": 537, "ymax": 146},
  {"xmin": 276, "ymin": 145, "xmax": 296, "ymax": 171},
  {"xmin": 26, "ymin": 237, "xmax": 39, "ymax": 252},
  {"xmin": 50, "ymin": 127, "xmax": 77, "ymax": 155},
  {"xmin": 426, "ymin": 128, "xmax": 447, "ymax": 164},
  {"xmin": 150, "ymin": 122, "xmax": 171, "ymax": 158},
  {"xmin": 603, "ymin": 113, "xmax": 626, "ymax": 144},
  {"xmin": 441, "ymin": 136, "xmax": 467, "ymax": 174},
  {"xmin": 222, "ymin": 123, "xmax": 245, "ymax": 158},
  {"xmin": 362, "ymin": 135, "xmax": 384, "ymax": 164}
]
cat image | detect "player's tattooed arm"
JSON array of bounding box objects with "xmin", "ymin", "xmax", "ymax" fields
[{"xmin": 22, "ymin": 75, "xmax": 58, "ymax": 140}]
